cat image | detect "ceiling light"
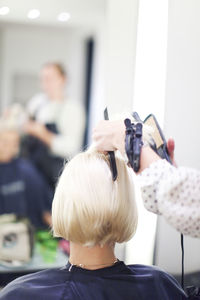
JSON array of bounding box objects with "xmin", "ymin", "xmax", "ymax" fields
[
  {"xmin": 28, "ymin": 9, "xmax": 40, "ymax": 20},
  {"xmin": 57, "ymin": 12, "xmax": 71, "ymax": 22},
  {"xmin": 0, "ymin": 6, "xmax": 10, "ymax": 16}
]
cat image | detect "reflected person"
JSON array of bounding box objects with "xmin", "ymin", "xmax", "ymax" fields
[
  {"xmin": 0, "ymin": 125, "xmax": 52, "ymax": 228},
  {"xmin": 23, "ymin": 62, "xmax": 85, "ymax": 187}
]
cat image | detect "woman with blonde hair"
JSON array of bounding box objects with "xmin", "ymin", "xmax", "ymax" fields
[{"xmin": 0, "ymin": 150, "xmax": 186, "ymax": 299}]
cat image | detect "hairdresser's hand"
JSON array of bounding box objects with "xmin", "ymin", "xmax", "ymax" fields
[
  {"xmin": 167, "ymin": 138, "xmax": 177, "ymax": 167},
  {"xmin": 24, "ymin": 121, "xmax": 54, "ymax": 147},
  {"xmin": 92, "ymin": 120, "xmax": 125, "ymax": 154},
  {"xmin": 138, "ymin": 138, "xmax": 177, "ymax": 173}
]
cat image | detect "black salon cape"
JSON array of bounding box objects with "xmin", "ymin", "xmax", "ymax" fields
[{"xmin": 0, "ymin": 261, "xmax": 187, "ymax": 300}]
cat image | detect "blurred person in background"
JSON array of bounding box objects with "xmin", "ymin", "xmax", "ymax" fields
[
  {"xmin": 0, "ymin": 115, "xmax": 53, "ymax": 228},
  {"xmin": 23, "ymin": 62, "xmax": 85, "ymax": 188}
]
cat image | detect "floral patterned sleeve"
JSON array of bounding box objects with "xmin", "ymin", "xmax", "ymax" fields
[{"xmin": 137, "ymin": 159, "xmax": 200, "ymax": 238}]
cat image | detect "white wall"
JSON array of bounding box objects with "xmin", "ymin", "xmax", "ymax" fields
[
  {"xmin": 87, "ymin": 24, "xmax": 106, "ymax": 143},
  {"xmin": 133, "ymin": 0, "xmax": 168, "ymax": 125},
  {"xmin": 130, "ymin": 0, "xmax": 169, "ymax": 266},
  {"xmin": 88, "ymin": 0, "xmax": 139, "ymax": 139},
  {"xmin": 105, "ymin": 0, "xmax": 139, "ymax": 114},
  {"xmin": 156, "ymin": 0, "xmax": 200, "ymax": 274},
  {"xmin": 0, "ymin": 23, "xmax": 91, "ymax": 110},
  {"xmin": 105, "ymin": 0, "xmax": 200, "ymax": 273},
  {"xmin": 103, "ymin": 0, "xmax": 159, "ymax": 265}
]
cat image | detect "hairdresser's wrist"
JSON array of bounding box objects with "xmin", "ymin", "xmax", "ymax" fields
[
  {"xmin": 93, "ymin": 120, "xmax": 125, "ymax": 153},
  {"xmin": 138, "ymin": 146, "xmax": 161, "ymax": 174},
  {"xmin": 113, "ymin": 120, "xmax": 126, "ymax": 154}
]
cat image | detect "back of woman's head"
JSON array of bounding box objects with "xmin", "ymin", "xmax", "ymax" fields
[{"xmin": 52, "ymin": 150, "xmax": 138, "ymax": 247}]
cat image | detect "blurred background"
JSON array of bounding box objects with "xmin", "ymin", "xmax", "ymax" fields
[{"xmin": 0, "ymin": 0, "xmax": 200, "ymax": 288}]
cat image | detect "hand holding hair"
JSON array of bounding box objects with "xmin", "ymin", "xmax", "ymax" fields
[{"xmin": 92, "ymin": 120, "xmax": 125, "ymax": 155}]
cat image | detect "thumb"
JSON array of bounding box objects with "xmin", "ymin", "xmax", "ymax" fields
[
  {"xmin": 167, "ymin": 137, "xmax": 175, "ymax": 155},
  {"xmin": 167, "ymin": 137, "xmax": 177, "ymax": 166}
]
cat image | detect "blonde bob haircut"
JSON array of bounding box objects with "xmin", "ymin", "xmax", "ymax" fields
[{"xmin": 52, "ymin": 149, "xmax": 138, "ymax": 247}]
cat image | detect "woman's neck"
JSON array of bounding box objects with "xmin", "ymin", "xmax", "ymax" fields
[
  {"xmin": 69, "ymin": 242, "xmax": 117, "ymax": 270},
  {"xmin": 48, "ymin": 91, "xmax": 65, "ymax": 102}
]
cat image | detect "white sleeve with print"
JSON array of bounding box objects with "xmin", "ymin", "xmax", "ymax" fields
[{"xmin": 138, "ymin": 159, "xmax": 200, "ymax": 238}]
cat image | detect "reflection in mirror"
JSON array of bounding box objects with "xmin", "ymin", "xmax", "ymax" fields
[{"xmin": 0, "ymin": 0, "xmax": 105, "ymax": 285}]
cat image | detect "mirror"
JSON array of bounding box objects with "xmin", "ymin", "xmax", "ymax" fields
[{"xmin": 0, "ymin": 0, "xmax": 106, "ymax": 284}]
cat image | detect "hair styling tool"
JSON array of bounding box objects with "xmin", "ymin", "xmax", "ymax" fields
[
  {"xmin": 104, "ymin": 108, "xmax": 118, "ymax": 181},
  {"xmin": 124, "ymin": 118, "xmax": 143, "ymax": 172}
]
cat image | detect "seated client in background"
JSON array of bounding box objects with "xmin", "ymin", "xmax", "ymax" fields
[
  {"xmin": 0, "ymin": 126, "xmax": 52, "ymax": 228},
  {"xmin": 0, "ymin": 149, "xmax": 187, "ymax": 299}
]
